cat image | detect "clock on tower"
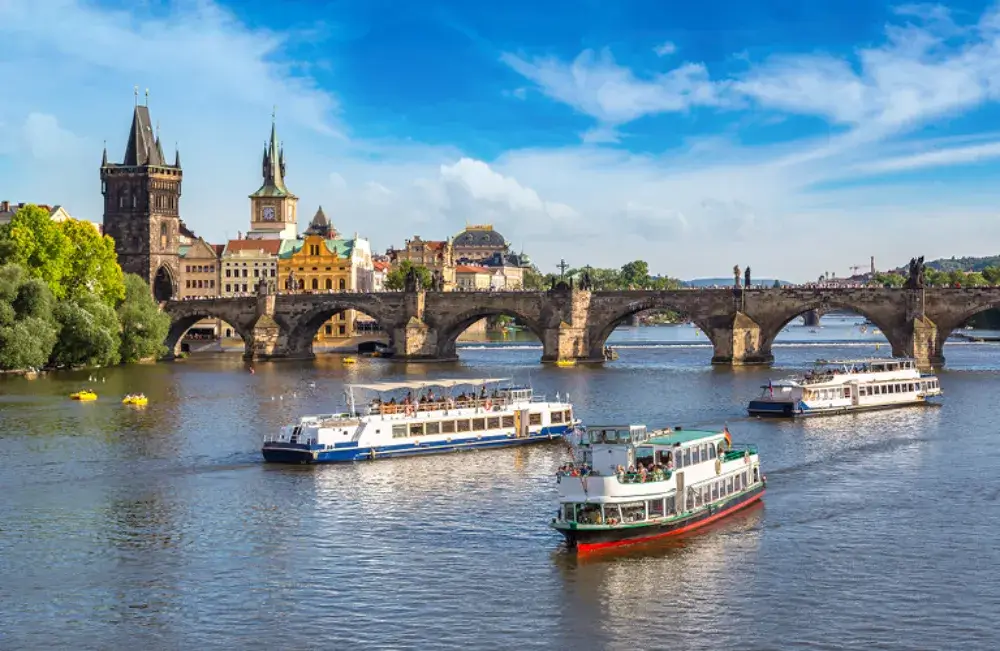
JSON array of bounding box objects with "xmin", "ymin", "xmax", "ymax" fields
[{"xmin": 262, "ymin": 206, "xmax": 275, "ymax": 221}]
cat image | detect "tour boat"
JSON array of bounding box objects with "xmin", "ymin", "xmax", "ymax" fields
[
  {"xmin": 747, "ymin": 357, "xmax": 942, "ymax": 418},
  {"xmin": 261, "ymin": 377, "xmax": 580, "ymax": 463},
  {"xmin": 70, "ymin": 390, "xmax": 97, "ymax": 401},
  {"xmin": 551, "ymin": 425, "xmax": 765, "ymax": 552}
]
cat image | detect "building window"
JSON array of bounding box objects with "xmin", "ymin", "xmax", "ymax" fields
[
  {"xmin": 311, "ymin": 278, "xmax": 319, "ymax": 290},
  {"xmin": 339, "ymin": 325, "xmax": 346, "ymax": 335},
  {"xmin": 325, "ymin": 278, "xmax": 332, "ymax": 290},
  {"xmin": 339, "ymin": 278, "xmax": 346, "ymax": 291},
  {"xmin": 325, "ymin": 325, "xmax": 333, "ymax": 335},
  {"xmin": 160, "ymin": 223, "xmax": 168, "ymax": 249},
  {"xmin": 225, "ymin": 284, "xmax": 231, "ymax": 293}
]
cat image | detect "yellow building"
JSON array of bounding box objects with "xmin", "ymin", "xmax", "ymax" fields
[{"xmin": 278, "ymin": 233, "xmax": 374, "ymax": 341}]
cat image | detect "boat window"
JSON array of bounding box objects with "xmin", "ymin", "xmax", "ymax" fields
[
  {"xmin": 457, "ymin": 420, "xmax": 471, "ymax": 433},
  {"xmin": 409, "ymin": 423, "xmax": 424, "ymax": 436},
  {"xmin": 682, "ymin": 448, "xmax": 691, "ymax": 467},
  {"xmin": 711, "ymin": 482, "xmax": 719, "ymax": 501},
  {"xmin": 686, "ymin": 490, "xmax": 694, "ymax": 511},
  {"xmin": 665, "ymin": 495, "xmax": 676, "ymax": 514},
  {"xmin": 551, "ymin": 411, "xmax": 564, "ymax": 423},
  {"xmin": 844, "ymin": 387, "xmax": 851, "ymax": 398},
  {"xmin": 620, "ymin": 502, "xmax": 646, "ymax": 523},
  {"xmin": 735, "ymin": 473, "xmax": 743, "ymax": 491},
  {"xmin": 726, "ymin": 476, "xmax": 734, "ymax": 495},
  {"xmin": 442, "ymin": 420, "xmax": 456, "ymax": 433},
  {"xmin": 576, "ymin": 503, "xmax": 603, "ymax": 524},
  {"xmin": 564, "ymin": 409, "xmax": 572, "ymax": 421},
  {"xmin": 472, "ymin": 418, "xmax": 486, "ymax": 431},
  {"xmin": 502, "ymin": 415, "xmax": 514, "ymax": 428},
  {"xmin": 426, "ymin": 422, "xmax": 441, "ymax": 435},
  {"xmin": 602, "ymin": 504, "xmax": 622, "ymax": 523},
  {"xmin": 707, "ymin": 444, "xmax": 716, "ymax": 460},
  {"xmin": 487, "ymin": 417, "xmax": 500, "ymax": 429},
  {"xmin": 648, "ymin": 498, "xmax": 665, "ymax": 518},
  {"xmin": 392, "ymin": 424, "xmax": 407, "ymax": 438},
  {"xmin": 528, "ymin": 413, "xmax": 542, "ymax": 426},
  {"xmin": 562, "ymin": 504, "xmax": 574, "ymax": 521},
  {"xmin": 693, "ymin": 446, "xmax": 702, "ymax": 464}
]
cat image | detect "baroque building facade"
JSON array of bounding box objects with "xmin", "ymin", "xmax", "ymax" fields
[{"xmin": 100, "ymin": 99, "xmax": 183, "ymax": 301}]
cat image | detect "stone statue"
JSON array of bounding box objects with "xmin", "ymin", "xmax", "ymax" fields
[
  {"xmin": 286, "ymin": 270, "xmax": 296, "ymax": 293},
  {"xmin": 744, "ymin": 266, "xmax": 751, "ymax": 288},
  {"xmin": 733, "ymin": 265, "xmax": 741, "ymax": 288},
  {"xmin": 256, "ymin": 276, "xmax": 269, "ymax": 297},
  {"xmin": 905, "ymin": 256, "xmax": 926, "ymax": 289},
  {"xmin": 431, "ymin": 270, "xmax": 444, "ymax": 292},
  {"xmin": 404, "ymin": 266, "xmax": 418, "ymax": 293},
  {"xmin": 580, "ymin": 269, "xmax": 592, "ymax": 291}
]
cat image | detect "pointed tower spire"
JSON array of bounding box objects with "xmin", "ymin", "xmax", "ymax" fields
[
  {"xmin": 174, "ymin": 143, "xmax": 181, "ymax": 169},
  {"xmin": 102, "ymin": 141, "xmax": 108, "ymax": 166},
  {"xmin": 261, "ymin": 109, "xmax": 287, "ymax": 193}
]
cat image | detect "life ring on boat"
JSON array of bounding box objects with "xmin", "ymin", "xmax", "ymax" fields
[{"xmin": 715, "ymin": 458, "xmax": 722, "ymax": 475}]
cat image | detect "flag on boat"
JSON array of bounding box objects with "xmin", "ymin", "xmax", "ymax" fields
[{"xmin": 723, "ymin": 426, "xmax": 732, "ymax": 449}]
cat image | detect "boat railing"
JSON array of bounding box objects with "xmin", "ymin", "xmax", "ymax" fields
[
  {"xmin": 364, "ymin": 396, "xmax": 513, "ymax": 417},
  {"xmin": 722, "ymin": 444, "xmax": 758, "ymax": 462},
  {"xmin": 616, "ymin": 469, "xmax": 673, "ymax": 484}
]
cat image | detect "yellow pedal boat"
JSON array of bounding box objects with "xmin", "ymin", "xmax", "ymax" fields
[
  {"xmin": 555, "ymin": 360, "xmax": 576, "ymax": 368},
  {"xmin": 70, "ymin": 390, "xmax": 98, "ymax": 401},
  {"xmin": 122, "ymin": 395, "xmax": 148, "ymax": 406},
  {"xmin": 343, "ymin": 356, "xmax": 358, "ymax": 364}
]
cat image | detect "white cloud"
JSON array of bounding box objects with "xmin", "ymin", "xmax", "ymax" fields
[
  {"xmin": 653, "ymin": 41, "xmax": 677, "ymax": 57},
  {"xmin": 7, "ymin": 0, "xmax": 1000, "ymax": 281},
  {"xmin": 500, "ymin": 48, "xmax": 728, "ymax": 125}
]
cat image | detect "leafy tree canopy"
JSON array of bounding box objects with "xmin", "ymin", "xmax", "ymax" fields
[
  {"xmin": 0, "ymin": 204, "xmax": 71, "ymax": 298},
  {"xmin": 0, "ymin": 263, "xmax": 58, "ymax": 371},
  {"xmin": 384, "ymin": 260, "xmax": 433, "ymax": 290},
  {"xmin": 118, "ymin": 274, "xmax": 171, "ymax": 363}
]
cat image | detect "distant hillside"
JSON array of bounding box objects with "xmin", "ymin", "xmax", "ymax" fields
[
  {"xmin": 683, "ymin": 277, "xmax": 793, "ymax": 287},
  {"xmin": 892, "ymin": 255, "xmax": 1000, "ymax": 273}
]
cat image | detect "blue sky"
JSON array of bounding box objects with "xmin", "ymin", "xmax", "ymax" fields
[{"xmin": 4, "ymin": 0, "xmax": 1000, "ymax": 280}]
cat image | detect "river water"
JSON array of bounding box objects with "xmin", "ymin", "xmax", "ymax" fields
[{"xmin": 1, "ymin": 317, "xmax": 998, "ymax": 650}]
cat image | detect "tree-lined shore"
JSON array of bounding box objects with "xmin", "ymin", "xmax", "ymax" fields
[{"xmin": 0, "ymin": 204, "xmax": 169, "ymax": 373}]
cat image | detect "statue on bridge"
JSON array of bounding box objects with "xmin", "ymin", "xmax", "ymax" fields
[
  {"xmin": 905, "ymin": 256, "xmax": 926, "ymax": 289},
  {"xmin": 733, "ymin": 265, "xmax": 742, "ymax": 288},
  {"xmin": 580, "ymin": 269, "xmax": 593, "ymax": 291},
  {"xmin": 404, "ymin": 266, "xmax": 422, "ymax": 293},
  {"xmin": 431, "ymin": 270, "xmax": 444, "ymax": 292},
  {"xmin": 744, "ymin": 266, "xmax": 751, "ymax": 289},
  {"xmin": 256, "ymin": 276, "xmax": 270, "ymax": 297}
]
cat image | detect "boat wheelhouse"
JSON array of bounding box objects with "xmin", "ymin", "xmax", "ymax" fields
[
  {"xmin": 262, "ymin": 378, "xmax": 579, "ymax": 463},
  {"xmin": 748, "ymin": 358, "xmax": 942, "ymax": 418},
  {"xmin": 551, "ymin": 425, "xmax": 765, "ymax": 552}
]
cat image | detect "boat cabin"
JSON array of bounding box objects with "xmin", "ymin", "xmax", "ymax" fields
[{"xmin": 580, "ymin": 424, "xmax": 652, "ymax": 474}]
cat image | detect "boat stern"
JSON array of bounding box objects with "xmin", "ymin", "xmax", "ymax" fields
[{"xmin": 747, "ymin": 399, "xmax": 801, "ymax": 417}]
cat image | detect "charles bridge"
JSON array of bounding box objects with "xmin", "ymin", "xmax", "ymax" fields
[{"xmin": 162, "ymin": 284, "xmax": 1000, "ymax": 368}]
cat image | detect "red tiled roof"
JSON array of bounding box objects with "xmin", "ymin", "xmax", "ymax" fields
[
  {"xmin": 211, "ymin": 244, "xmax": 225, "ymax": 256},
  {"xmin": 373, "ymin": 260, "xmax": 391, "ymax": 272},
  {"xmin": 456, "ymin": 265, "xmax": 491, "ymax": 274},
  {"xmin": 223, "ymin": 239, "xmax": 281, "ymax": 255}
]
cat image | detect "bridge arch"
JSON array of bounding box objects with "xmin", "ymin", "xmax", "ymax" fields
[
  {"xmin": 433, "ymin": 307, "xmax": 547, "ymax": 360},
  {"xmin": 163, "ymin": 312, "xmax": 255, "ymax": 358},
  {"xmin": 284, "ymin": 300, "xmax": 395, "ymax": 356},
  {"xmin": 153, "ymin": 265, "xmax": 177, "ymax": 302},
  {"xmin": 758, "ymin": 300, "xmax": 905, "ymax": 359},
  {"xmin": 588, "ymin": 297, "xmax": 719, "ymax": 361}
]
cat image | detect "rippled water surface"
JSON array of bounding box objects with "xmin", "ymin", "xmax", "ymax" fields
[{"xmin": 1, "ymin": 319, "xmax": 998, "ymax": 650}]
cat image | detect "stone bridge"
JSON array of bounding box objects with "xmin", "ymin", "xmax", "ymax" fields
[{"xmin": 162, "ymin": 286, "xmax": 1000, "ymax": 368}]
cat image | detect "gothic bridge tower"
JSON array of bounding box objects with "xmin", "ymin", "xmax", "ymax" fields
[{"xmin": 101, "ymin": 92, "xmax": 183, "ymax": 301}]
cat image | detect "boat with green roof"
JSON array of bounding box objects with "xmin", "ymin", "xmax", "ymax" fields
[{"xmin": 551, "ymin": 424, "xmax": 765, "ymax": 552}]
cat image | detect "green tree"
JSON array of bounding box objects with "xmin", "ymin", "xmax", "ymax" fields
[
  {"xmin": 522, "ymin": 265, "xmax": 546, "ymax": 290},
  {"xmin": 59, "ymin": 218, "xmax": 125, "ymax": 306},
  {"xmin": 0, "ymin": 204, "xmax": 71, "ymax": 298},
  {"xmin": 51, "ymin": 294, "xmax": 121, "ymax": 368},
  {"xmin": 982, "ymin": 266, "xmax": 1000, "ymax": 286},
  {"xmin": 964, "ymin": 271, "xmax": 987, "ymax": 287},
  {"xmin": 0, "ymin": 264, "xmax": 58, "ymax": 371},
  {"xmin": 118, "ymin": 274, "xmax": 171, "ymax": 363},
  {"xmin": 873, "ymin": 272, "xmax": 905, "ymax": 287},
  {"xmin": 924, "ymin": 268, "xmax": 948, "ymax": 287},
  {"xmin": 619, "ymin": 260, "xmax": 650, "ymax": 288},
  {"xmin": 384, "ymin": 261, "xmax": 433, "ymax": 290}
]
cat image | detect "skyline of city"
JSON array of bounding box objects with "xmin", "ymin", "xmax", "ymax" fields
[{"xmin": 5, "ymin": 0, "xmax": 1000, "ymax": 281}]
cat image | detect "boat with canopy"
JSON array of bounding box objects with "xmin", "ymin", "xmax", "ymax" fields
[{"xmin": 262, "ymin": 377, "xmax": 580, "ymax": 463}]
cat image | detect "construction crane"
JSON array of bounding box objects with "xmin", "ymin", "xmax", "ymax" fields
[{"xmin": 848, "ymin": 264, "xmax": 867, "ymax": 276}]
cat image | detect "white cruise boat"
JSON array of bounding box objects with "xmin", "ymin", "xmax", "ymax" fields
[
  {"xmin": 262, "ymin": 378, "xmax": 579, "ymax": 463},
  {"xmin": 747, "ymin": 358, "xmax": 942, "ymax": 418},
  {"xmin": 551, "ymin": 424, "xmax": 765, "ymax": 552}
]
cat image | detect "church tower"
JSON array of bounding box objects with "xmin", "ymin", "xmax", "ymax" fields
[
  {"xmin": 101, "ymin": 91, "xmax": 183, "ymax": 301},
  {"xmin": 247, "ymin": 113, "xmax": 298, "ymax": 240}
]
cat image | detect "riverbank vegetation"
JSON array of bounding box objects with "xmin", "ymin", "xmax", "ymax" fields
[
  {"xmin": 523, "ymin": 260, "xmax": 682, "ymax": 291},
  {"xmin": 0, "ymin": 204, "xmax": 169, "ymax": 372}
]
